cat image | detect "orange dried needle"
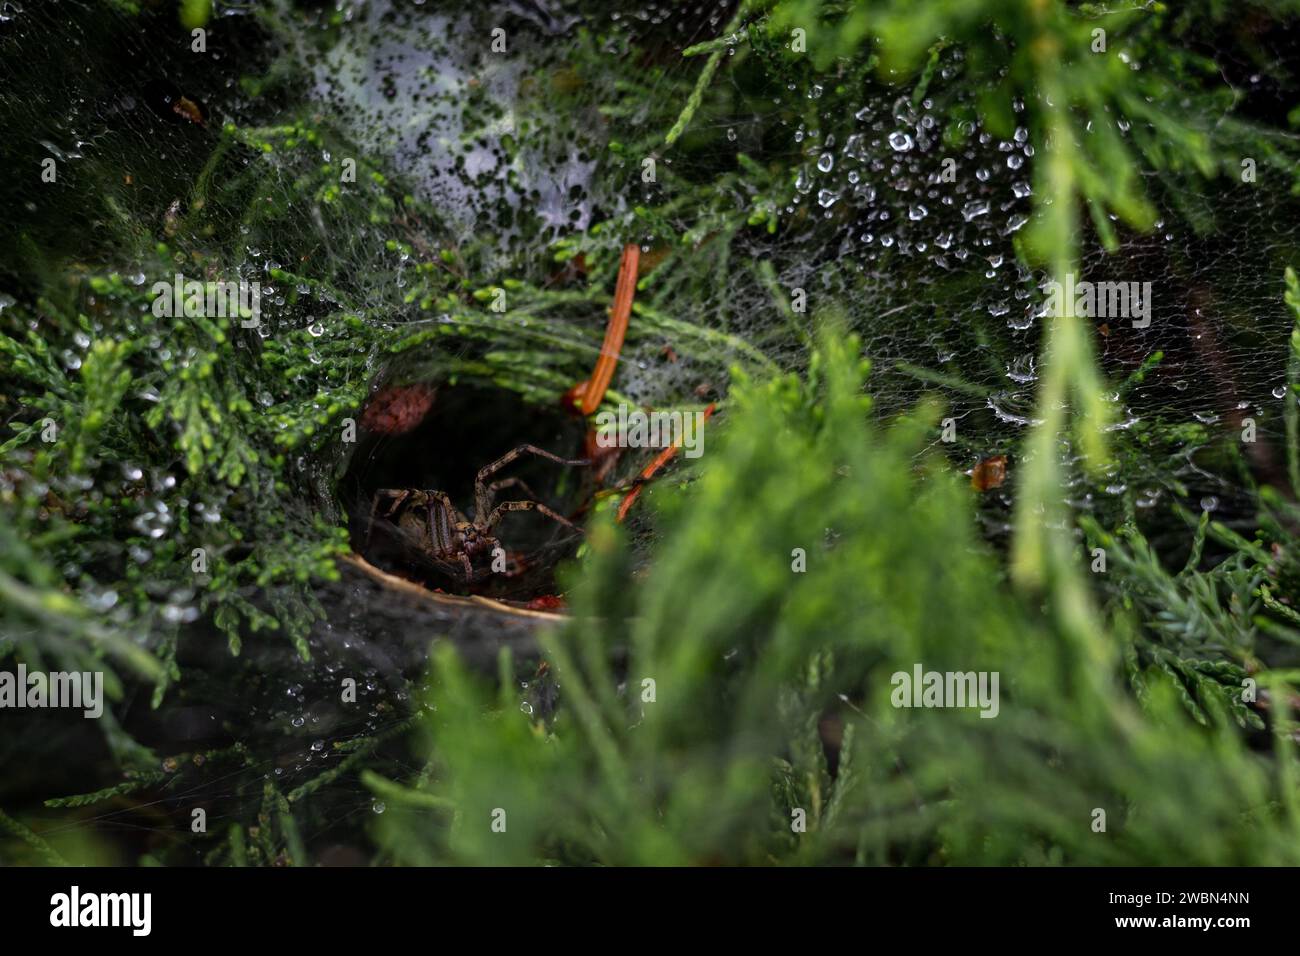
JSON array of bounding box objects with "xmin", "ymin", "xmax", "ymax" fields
[
  {"xmin": 616, "ymin": 404, "xmax": 716, "ymax": 523},
  {"xmin": 579, "ymin": 243, "xmax": 639, "ymax": 415}
]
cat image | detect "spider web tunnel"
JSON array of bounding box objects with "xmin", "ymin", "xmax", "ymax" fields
[{"xmin": 341, "ymin": 382, "xmax": 591, "ymax": 600}]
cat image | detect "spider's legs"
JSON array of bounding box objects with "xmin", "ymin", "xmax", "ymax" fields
[
  {"xmin": 482, "ymin": 476, "xmax": 539, "ymax": 510},
  {"xmin": 376, "ymin": 488, "xmax": 412, "ymax": 517},
  {"xmin": 484, "ymin": 498, "xmax": 583, "ymax": 537},
  {"xmin": 474, "ymin": 444, "xmax": 589, "ymax": 520},
  {"xmin": 366, "ymin": 488, "xmax": 411, "ymax": 549}
]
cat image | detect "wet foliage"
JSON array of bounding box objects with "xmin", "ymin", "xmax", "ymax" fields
[{"xmin": 2, "ymin": 0, "xmax": 1300, "ymax": 865}]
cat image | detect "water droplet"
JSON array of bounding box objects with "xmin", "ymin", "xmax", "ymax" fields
[
  {"xmin": 888, "ymin": 131, "xmax": 913, "ymax": 152},
  {"xmin": 84, "ymin": 588, "xmax": 119, "ymax": 612},
  {"xmin": 1007, "ymin": 355, "xmax": 1037, "ymax": 383},
  {"xmin": 132, "ymin": 504, "xmax": 171, "ymax": 539}
]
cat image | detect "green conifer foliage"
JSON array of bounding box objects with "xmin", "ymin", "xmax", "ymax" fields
[{"xmin": 1, "ymin": 0, "xmax": 1300, "ymax": 866}]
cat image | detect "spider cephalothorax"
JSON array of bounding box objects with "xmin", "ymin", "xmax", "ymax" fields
[{"xmin": 366, "ymin": 444, "xmax": 588, "ymax": 585}]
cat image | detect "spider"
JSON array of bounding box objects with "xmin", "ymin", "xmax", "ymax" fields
[{"xmin": 365, "ymin": 444, "xmax": 589, "ymax": 586}]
